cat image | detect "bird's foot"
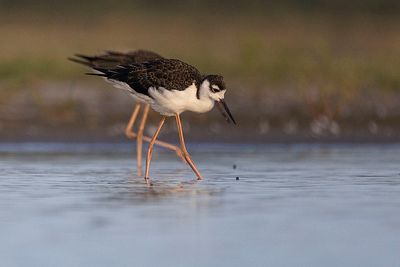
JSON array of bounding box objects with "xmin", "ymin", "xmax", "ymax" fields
[{"xmin": 144, "ymin": 176, "xmax": 152, "ymax": 186}]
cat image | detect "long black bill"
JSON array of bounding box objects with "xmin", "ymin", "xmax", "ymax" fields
[{"xmin": 217, "ymin": 99, "xmax": 237, "ymax": 125}]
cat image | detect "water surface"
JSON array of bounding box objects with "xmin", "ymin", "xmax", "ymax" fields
[{"xmin": 0, "ymin": 143, "xmax": 399, "ymax": 267}]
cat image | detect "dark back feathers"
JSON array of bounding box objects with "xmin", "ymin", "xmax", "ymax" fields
[{"xmin": 93, "ymin": 59, "xmax": 203, "ymax": 97}]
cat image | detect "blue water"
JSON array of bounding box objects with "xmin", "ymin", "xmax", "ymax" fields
[{"xmin": 0, "ymin": 143, "xmax": 399, "ymax": 267}]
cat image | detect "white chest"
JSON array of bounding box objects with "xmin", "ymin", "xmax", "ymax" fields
[{"xmin": 149, "ymin": 83, "xmax": 214, "ymax": 116}]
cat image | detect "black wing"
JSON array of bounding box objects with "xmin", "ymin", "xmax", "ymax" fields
[
  {"xmin": 68, "ymin": 50, "xmax": 163, "ymax": 69},
  {"xmin": 93, "ymin": 59, "xmax": 202, "ymax": 97}
]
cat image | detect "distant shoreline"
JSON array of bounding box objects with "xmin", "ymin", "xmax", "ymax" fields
[
  {"xmin": 1, "ymin": 130, "xmax": 400, "ymax": 144},
  {"xmin": 1, "ymin": 81, "xmax": 400, "ymax": 143}
]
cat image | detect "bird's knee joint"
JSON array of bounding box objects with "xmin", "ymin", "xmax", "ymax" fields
[{"xmin": 125, "ymin": 131, "xmax": 137, "ymax": 139}]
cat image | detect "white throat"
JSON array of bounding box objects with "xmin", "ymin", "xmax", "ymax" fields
[{"xmin": 189, "ymin": 80, "xmax": 215, "ymax": 113}]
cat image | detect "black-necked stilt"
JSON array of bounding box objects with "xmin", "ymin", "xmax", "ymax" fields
[
  {"xmin": 71, "ymin": 54, "xmax": 236, "ymax": 185},
  {"xmin": 69, "ymin": 50, "xmax": 185, "ymax": 176}
]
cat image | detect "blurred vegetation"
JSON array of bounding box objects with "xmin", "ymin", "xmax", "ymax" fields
[
  {"xmin": 0, "ymin": 0, "xmax": 399, "ymax": 90},
  {"xmin": 1, "ymin": 0, "xmax": 400, "ymax": 15}
]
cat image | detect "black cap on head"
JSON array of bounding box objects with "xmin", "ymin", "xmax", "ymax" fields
[{"xmin": 202, "ymin": 75, "xmax": 236, "ymax": 125}]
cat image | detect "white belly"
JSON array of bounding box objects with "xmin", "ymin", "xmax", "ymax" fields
[
  {"xmin": 108, "ymin": 80, "xmax": 214, "ymax": 116},
  {"xmin": 149, "ymin": 83, "xmax": 214, "ymax": 116}
]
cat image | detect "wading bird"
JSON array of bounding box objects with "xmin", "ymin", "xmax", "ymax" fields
[
  {"xmin": 70, "ymin": 54, "xmax": 236, "ymax": 185},
  {"xmin": 69, "ymin": 50, "xmax": 185, "ymax": 176}
]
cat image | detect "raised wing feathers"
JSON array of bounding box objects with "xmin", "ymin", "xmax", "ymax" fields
[{"xmin": 69, "ymin": 50, "xmax": 163, "ymax": 69}]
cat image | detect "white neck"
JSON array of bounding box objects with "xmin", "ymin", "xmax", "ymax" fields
[{"xmin": 186, "ymin": 80, "xmax": 214, "ymax": 113}]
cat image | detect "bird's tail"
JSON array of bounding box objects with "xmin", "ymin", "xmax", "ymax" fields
[{"xmin": 68, "ymin": 54, "xmax": 97, "ymax": 67}]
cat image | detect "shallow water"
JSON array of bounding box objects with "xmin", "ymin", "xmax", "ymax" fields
[{"xmin": 0, "ymin": 142, "xmax": 399, "ymax": 267}]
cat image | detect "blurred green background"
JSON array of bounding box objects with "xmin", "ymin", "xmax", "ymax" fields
[{"xmin": 1, "ymin": 0, "xmax": 399, "ymax": 142}]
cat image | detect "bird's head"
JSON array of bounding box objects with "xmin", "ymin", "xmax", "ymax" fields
[{"xmin": 201, "ymin": 75, "xmax": 236, "ymax": 125}]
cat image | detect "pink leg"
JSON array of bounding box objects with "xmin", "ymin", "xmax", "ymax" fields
[
  {"xmin": 175, "ymin": 114, "xmax": 203, "ymax": 180},
  {"xmin": 125, "ymin": 104, "xmax": 186, "ymax": 176},
  {"xmin": 144, "ymin": 116, "xmax": 167, "ymax": 186}
]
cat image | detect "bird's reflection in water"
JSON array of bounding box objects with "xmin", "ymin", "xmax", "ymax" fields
[{"xmin": 95, "ymin": 172, "xmax": 226, "ymax": 205}]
